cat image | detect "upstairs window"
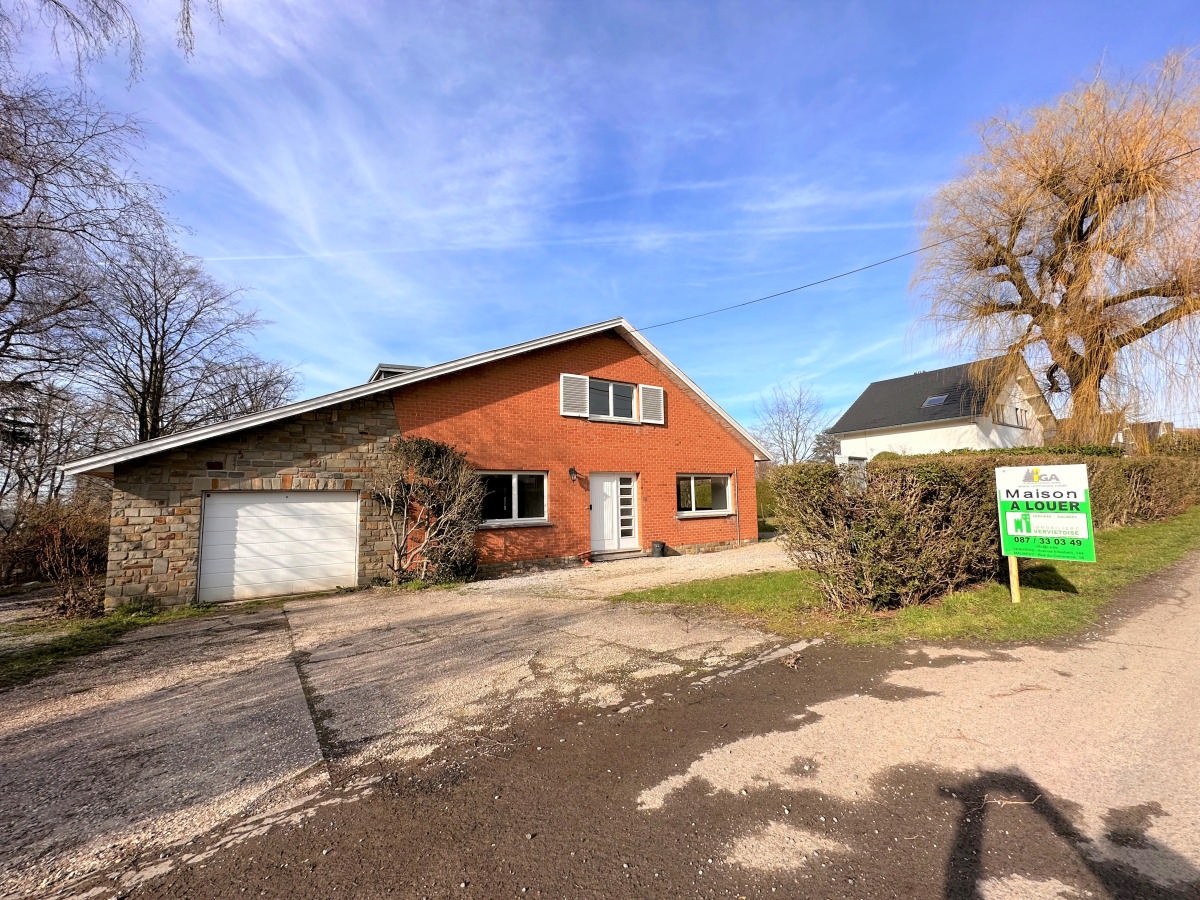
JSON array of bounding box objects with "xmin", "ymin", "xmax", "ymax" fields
[
  {"xmin": 560, "ymin": 374, "xmax": 665, "ymax": 425},
  {"xmin": 590, "ymin": 379, "xmax": 636, "ymax": 420},
  {"xmin": 994, "ymin": 404, "xmax": 1029, "ymax": 428}
]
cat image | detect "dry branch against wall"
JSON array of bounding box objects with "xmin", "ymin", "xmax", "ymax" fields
[
  {"xmin": 367, "ymin": 436, "xmax": 484, "ymax": 583},
  {"xmin": 917, "ymin": 52, "xmax": 1200, "ymax": 442}
]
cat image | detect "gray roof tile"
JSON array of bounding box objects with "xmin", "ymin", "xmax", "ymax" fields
[{"xmin": 830, "ymin": 358, "xmax": 1004, "ymax": 434}]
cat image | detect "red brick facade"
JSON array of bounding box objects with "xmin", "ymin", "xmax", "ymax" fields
[
  {"xmin": 103, "ymin": 329, "xmax": 760, "ymax": 605},
  {"xmin": 397, "ymin": 331, "xmax": 759, "ymax": 567}
]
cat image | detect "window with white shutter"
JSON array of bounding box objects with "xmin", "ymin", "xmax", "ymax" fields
[
  {"xmin": 639, "ymin": 384, "xmax": 665, "ymax": 425},
  {"xmin": 560, "ymin": 374, "xmax": 589, "ymax": 417},
  {"xmin": 561, "ymin": 373, "xmax": 666, "ymax": 425}
]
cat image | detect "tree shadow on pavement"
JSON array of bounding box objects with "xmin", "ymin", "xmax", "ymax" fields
[{"xmin": 941, "ymin": 771, "xmax": 1200, "ymax": 899}]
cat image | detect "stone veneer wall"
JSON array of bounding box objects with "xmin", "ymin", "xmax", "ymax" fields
[{"xmin": 106, "ymin": 395, "xmax": 398, "ymax": 608}]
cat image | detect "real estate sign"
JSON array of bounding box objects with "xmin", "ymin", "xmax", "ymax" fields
[{"xmin": 995, "ymin": 464, "xmax": 1096, "ymax": 563}]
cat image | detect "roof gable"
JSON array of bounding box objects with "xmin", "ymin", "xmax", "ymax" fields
[
  {"xmin": 830, "ymin": 358, "xmax": 1007, "ymax": 435},
  {"xmin": 64, "ymin": 318, "xmax": 770, "ymax": 476}
]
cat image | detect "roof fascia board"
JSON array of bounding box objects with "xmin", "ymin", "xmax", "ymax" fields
[
  {"xmin": 64, "ymin": 317, "xmax": 772, "ymax": 474},
  {"xmin": 832, "ymin": 415, "xmax": 980, "ymax": 439},
  {"xmin": 64, "ymin": 318, "xmax": 628, "ymax": 477},
  {"xmin": 615, "ymin": 323, "xmax": 772, "ymax": 461}
]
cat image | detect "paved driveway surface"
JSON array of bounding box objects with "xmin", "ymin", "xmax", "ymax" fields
[{"xmin": 0, "ymin": 542, "xmax": 785, "ymax": 897}]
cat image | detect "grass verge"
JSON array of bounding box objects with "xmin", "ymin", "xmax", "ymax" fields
[
  {"xmin": 612, "ymin": 504, "xmax": 1200, "ymax": 645},
  {"xmin": 0, "ymin": 598, "xmax": 283, "ymax": 691}
]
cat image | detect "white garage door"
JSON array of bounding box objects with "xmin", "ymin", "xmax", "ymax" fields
[{"xmin": 198, "ymin": 491, "xmax": 360, "ymax": 602}]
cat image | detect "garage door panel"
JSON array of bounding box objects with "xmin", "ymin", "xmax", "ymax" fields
[
  {"xmin": 226, "ymin": 564, "xmax": 357, "ymax": 587},
  {"xmin": 198, "ymin": 491, "xmax": 359, "ymax": 603},
  {"xmin": 201, "ymin": 553, "xmax": 359, "ymax": 579},
  {"xmin": 199, "ymin": 523, "xmax": 358, "ymax": 550},
  {"xmin": 202, "ymin": 506, "xmax": 359, "ymax": 525},
  {"xmin": 222, "ymin": 575, "xmax": 348, "ymax": 602}
]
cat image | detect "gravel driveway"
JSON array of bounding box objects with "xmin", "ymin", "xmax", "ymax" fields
[
  {"xmin": 0, "ymin": 541, "xmax": 789, "ymax": 897},
  {"xmin": 114, "ymin": 550, "xmax": 1200, "ymax": 899}
]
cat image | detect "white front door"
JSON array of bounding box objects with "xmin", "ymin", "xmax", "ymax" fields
[{"xmin": 589, "ymin": 473, "xmax": 638, "ymax": 554}]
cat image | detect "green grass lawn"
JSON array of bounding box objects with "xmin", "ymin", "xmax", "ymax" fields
[{"xmin": 613, "ymin": 504, "xmax": 1200, "ymax": 645}]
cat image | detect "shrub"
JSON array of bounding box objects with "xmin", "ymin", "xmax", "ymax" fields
[
  {"xmin": 937, "ymin": 444, "xmax": 1122, "ymax": 458},
  {"xmin": 771, "ymin": 453, "xmax": 1200, "ymax": 610},
  {"xmin": 22, "ymin": 500, "xmax": 108, "ymax": 617},
  {"xmin": 755, "ymin": 479, "xmax": 777, "ymax": 520},
  {"xmin": 1152, "ymin": 432, "xmax": 1200, "ymax": 456},
  {"xmin": 772, "ymin": 461, "xmax": 999, "ymax": 610},
  {"xmin": 367, "ymin": 436, "xmax": 484, "ymax": 584}
]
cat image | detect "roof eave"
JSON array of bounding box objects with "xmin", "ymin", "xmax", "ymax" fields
[
  {"xmin": 63, "ymin": 317, "xmax": 772, "ymax": 475},
  {"xmin": 830, "ymin": 414, "xmax": 981, "ymax": 438}
]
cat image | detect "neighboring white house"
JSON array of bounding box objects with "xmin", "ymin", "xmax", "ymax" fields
[{"xmin": 829, "ymin": 357, "xmax": 1056, "ymax": 463}]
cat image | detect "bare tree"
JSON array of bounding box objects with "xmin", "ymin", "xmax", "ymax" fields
[
  {"xmin": 367, "ymin": 436, "xmax": 484, "ymax": 584},
  {"xmin": 76, "ymin": 240, "xmax": 295, "ymax": 442},
  {"xmin": 1, "ymin": 78, "xmax": 164, "ymax": 392},
  {"xmin": 0, "ymin": 0, "xmax": 221, "ymax": 76},
  {"xmin": 0, "ymin": 382, "xmax": 116, "ymax": 504},
  {"xmin": 916, "ymin": 53, "xmax": 1200, "ymax": 443},
  {"xmin": 753, "ymin": 383, "xmax": 831, "ymax": 464},
  {"xmin": 0, "ymin": 383, "xmax": 117, "ymax": 582},
  {"xmin": 810, "ymin": 431, "xmax": 840, "ymax": 464}
]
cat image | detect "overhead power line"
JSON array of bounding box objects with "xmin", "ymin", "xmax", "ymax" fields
[{"xmin": 639, "ymin": 144, "xmax": 1200, "ymax": 333}]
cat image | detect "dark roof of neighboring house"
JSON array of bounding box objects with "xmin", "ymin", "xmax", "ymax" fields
[{"xmin": 829, "ymin": 358, "xmax": 1004, "ymax": 435}]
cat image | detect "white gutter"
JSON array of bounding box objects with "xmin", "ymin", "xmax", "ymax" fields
[{"xmin": 63, "ymin": 317, "xmax": 771, "ymax": 477}]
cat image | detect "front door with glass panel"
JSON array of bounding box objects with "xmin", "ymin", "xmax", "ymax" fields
[{"xmin": 589, "ymin": 473, "xmax": 638, "ymax": 553}]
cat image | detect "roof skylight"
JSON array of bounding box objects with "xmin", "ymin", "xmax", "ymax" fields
[{"xmin": 922, "ymin": 394, "xmax": 949, "ymax": 408}]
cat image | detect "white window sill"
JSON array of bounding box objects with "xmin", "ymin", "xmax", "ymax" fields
[
  {"xmin": 478, "ymin": 519, "xmax": 552, "ymax": 530},
  {"xmin": 588, "ymin": 415, "xmax": 641, "ymax": 425},
  {"xmin": 676, "ymin": 510, "xmax": 733, "ymax": 519}
]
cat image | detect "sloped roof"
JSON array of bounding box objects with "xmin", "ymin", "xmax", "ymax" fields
[
  {"xmin": 369, "ymin": 363, "xmax": 423, "ymax": 382},
  {"xmin": 829, "ymin": 358, "xmax": 1006, "ymax": 435},
  {"xmin": 64, "ymin": 317, "xmax": 771, "ymax": 477}
]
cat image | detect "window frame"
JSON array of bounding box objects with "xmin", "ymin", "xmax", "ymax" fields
[
  {"xmin": 675, "ymin": 473, "xmax": 733, "ymax": 518},
  {"xmin": 993, "ymin": 404, "xmax": 1030, "ymax": 429},
  {"xmin": 478, "ymin": 471, "xmax": 550, "ymax": 528},
  {"xmin": 588, "ymin": 378, "xmax": 638, "ymax": 422},
  {"xmin": 559, "ymin": 373, "xmax": 666, "ymax": 425}
]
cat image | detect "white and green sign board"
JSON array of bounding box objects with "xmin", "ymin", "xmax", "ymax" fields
[{"xmin": 995, "ymin": 464, "xmax": 1096, "ymax": 563}]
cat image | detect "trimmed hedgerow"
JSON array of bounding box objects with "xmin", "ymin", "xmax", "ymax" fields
[{"xmin": 770, "ymin": 454, "xmax": 1200, "ymax": 611}]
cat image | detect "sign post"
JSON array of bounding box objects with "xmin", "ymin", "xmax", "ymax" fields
[{"xmin": 995, "ymin": 464, "xmax": 1096, "ymax": 603}]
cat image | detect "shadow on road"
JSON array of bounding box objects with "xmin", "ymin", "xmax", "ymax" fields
[{"xmin": 942, "ymin": 771, "xmax": 1200, "ymax": 899}]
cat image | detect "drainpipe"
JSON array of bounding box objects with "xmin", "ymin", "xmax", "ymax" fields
[{"xmin": 733, "ymin": 469, "xmax": 742, "ymax": 547}]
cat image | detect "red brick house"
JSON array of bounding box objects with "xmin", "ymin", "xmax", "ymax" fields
[{"xmin": 65, "ymin": 319, "xmax": 770, "ymax": 607}]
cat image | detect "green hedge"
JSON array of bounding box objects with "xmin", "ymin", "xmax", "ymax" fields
[
  {"xmin": 770, "ymin": 454, "xmax": 1200, "ymax": 611},
  {"xmin": 755, "ymin": 479, "xmax": 777, "ymax": 520}
]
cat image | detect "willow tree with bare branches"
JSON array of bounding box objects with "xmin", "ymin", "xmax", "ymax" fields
[
  {"xmin": 0, "ymin": 0, "xmax": 220, "ymax": 76},
  {"xmin": 917, "ymin": 53, "xmax": 1200, "ymax": 442}
]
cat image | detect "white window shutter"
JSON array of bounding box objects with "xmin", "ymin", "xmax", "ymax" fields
[
  {"xmin": 560, "ymin": 374, "xmax": 589, "ymax": 417},
  {"xmin": 639, "ymin": 384, "xmax": 665, "ymax": 424}
]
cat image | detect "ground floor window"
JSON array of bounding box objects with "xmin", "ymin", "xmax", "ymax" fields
[
  {"xmin": 676, "ymin": 474, "xmax": 731, "ymax": 515},
  {"xmin": 481, "ymin": 472, "xmax": 547, "ymax": 523}
]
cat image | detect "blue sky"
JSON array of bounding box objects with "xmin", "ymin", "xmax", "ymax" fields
[{"xmin": 20, "ymin": 1, "xmax": 1200, "ymax": 426}]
